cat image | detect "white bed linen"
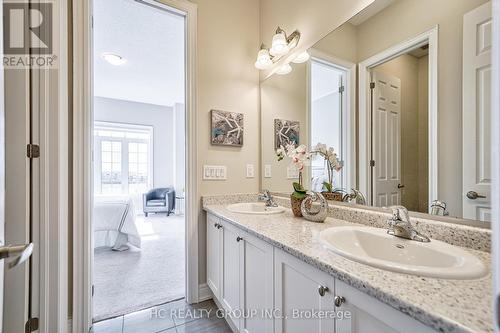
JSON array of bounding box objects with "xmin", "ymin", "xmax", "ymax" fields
[{"xmin": 93, "ymin": 196, "xmax": 141, "ymax": 250}]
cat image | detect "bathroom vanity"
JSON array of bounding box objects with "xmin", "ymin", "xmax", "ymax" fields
[{"xmin": 203, "ymin": 196, "xmax": 491, "ymax": 333}]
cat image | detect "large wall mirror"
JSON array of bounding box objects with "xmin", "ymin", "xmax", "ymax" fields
[{"xmin": 260, "ymin": 0, "xmax": 492, "ymax": 225}]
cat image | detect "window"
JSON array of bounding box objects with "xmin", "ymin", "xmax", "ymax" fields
[
  {"xmin": 94, "ymin": 122, "xmax": 153, "ymax": 195},
  {"xmin": 310, "ymin": 59, "xmax": 347, "ymax": 191}
]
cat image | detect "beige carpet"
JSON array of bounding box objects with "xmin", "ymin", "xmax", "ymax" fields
[{"xmin": 93, "ymin": 214, "xmax": 185, "ymax": 322}]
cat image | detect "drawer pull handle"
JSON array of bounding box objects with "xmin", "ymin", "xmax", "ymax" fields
[
  {"xmin": 318, "ymin": 286, "xmax": 329, "ymax": 297},
  {"xmin": 236, "ymin": 236, "xmax": 243, "ymax": 242},
  {"xmin": 334, "ymin": 295, "xmax": 346, "ymax": 307}
]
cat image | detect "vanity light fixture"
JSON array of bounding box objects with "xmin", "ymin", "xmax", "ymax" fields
[
  {"xmin": 254, "ymin": 46, "xmax": 273, "ymax": 70},
  {"xmin": 254, "ymin": 26, "xmax": 301, "ymax": 70},
  {"xmin": 276, "ymin": 63, "xmax": 292, "ymax": 75},
  {"xmin": 102, "ymin": 53, "xmax": 127, "ymax": 66},
  {"xmin": 292, "ymin": 51, "xmax": 310, "ymax": 64}
]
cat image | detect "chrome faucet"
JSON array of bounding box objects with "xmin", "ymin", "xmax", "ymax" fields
[
  {"xmin": 430, "ymin": 200, "xmax": 449, "ymax": 216},
  {"xmin": 387, "ymin": 206, "xmax": 430, "ymax": 242},
  {"xmin": 258, "ymin": 190, "xmax": 278, "ymax": 207}
]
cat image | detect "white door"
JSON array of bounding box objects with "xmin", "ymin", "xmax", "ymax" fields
[
  {"xmin": 274, "ymin": 249, "xmax": 335, "ymax": 333},
  {"xmin": 334, "ymin": 280, "xmax": 435, "ymax": 333},
  {"xmin": 371, "ymin": 71, "xmax": 402, "ymax": 207},
  {"xmin": 3, "ymin": 5, "xmax": 34, "ymax": 330},
  {"xmin": 463, "ymin": 1, "xmax": 492, "ymax": 222},
  {"xmin": 220, "ymin": 221, "xmax": 242, "ymax": 330},
  {"xmin": 206, "ymin": 214, "xmax": 221, "ymax": 298},
  {"xmin": 239, "ymin": 231, "xmax": 273, "ymax": 333}
]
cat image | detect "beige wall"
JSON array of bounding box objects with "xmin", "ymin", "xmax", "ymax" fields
[
  {"xmin": 260, "ymin": 0, "xmax": 374, "ymax": 77},
  {"xmin": 191, "ymin": 0, "xmax": 261, "ymax": 284},
  {"xmin": 418, "ymin": 55, "xmax": 429, "ymax": 212},
  {"xmin": 313, "ymin": 22, "xmax": 357, "ymax": 63},
  {"xmin": 261, "ymin": 63, "xmax": 307, "ymax": 192},
  {"xmin": 356, "ymin": 0, "xmax": 489, "ymax": 217},
  {"xmin": 374, "ymin": 54, "xmax": 428, "ymax": 212}
]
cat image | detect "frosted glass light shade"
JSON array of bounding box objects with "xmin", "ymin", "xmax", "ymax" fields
[
  {"xmin": 292, "ymin": 51, "xmax": 310, "ymax": 63},
  {"xmin": 254, "ymin": 49, "xmax": 273, "ymax": 70},
  {"xmin": 276, "ymin": 63, "xmax": 292, "ymax": 75},
  {"xmin": 270, "ymin": 32, "xmax": 289, "ymax": 56},
  {"xmin": 102, "ymin": 53, "xmax": 127, "ymax": 66}
]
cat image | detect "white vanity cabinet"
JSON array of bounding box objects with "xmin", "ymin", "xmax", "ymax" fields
[
  {"xmin": 274, "ymin": 249, "xmax": 336, "ymax": 333},
  {"xmin": 334, "ymin": 279, "xmax": 435, "ymax": 333},
  {"xmin": 206, "ymin": 213, "xmax": 274, "ymax": 333},
  {"xmin": 206, "ymin": 213, "xmax": 437, "ymax": 333}
]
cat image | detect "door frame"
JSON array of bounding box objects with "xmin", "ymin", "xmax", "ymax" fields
[
  {"xmin": 358, "ymin": 26, "xmax": 438, "ymax": 210},
  {"xmin": 308, "ymin": 48, "xmax": 356, "ymax": 190},
  {"xmin": 491, "ymin": 0, "xmax": 499, "ymax": 331},
  {"xmin": 71, "ymin": 0, "xmax": 198, "ymax": 331}
]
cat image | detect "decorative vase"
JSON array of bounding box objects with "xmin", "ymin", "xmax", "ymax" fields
[
  {"xmin": 300, "ymin": 192, "xmax": 328, "ymax": 222},
  {"xmin": 290, "ymin": 194, "xmax": 304, "ymax": 217},
  {"xmin": 322, "ymin": 191, "xmax": 343, "ymax": 202}
]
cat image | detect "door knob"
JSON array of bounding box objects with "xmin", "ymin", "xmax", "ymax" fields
[
  {"xmin": 236, "ymin": 236, "xmax": 243, "ymax": 242},
  {"xmin": 334, "ymin": 295, "xmax": 346, "ymax": 307},
  {"xmin": 466, "ymin": 191, "xmax": 487, "ymax": 200},
  {"xmin": 318, "ymin": 285, "xmax": 329, "ymax": 297},
  {"xmin": 0, "ymin": 243, "xmax": 34, "ymax": 269},
  {"xmin": 397, "ymin": 184, "xmax": 405, "ymax": 189}
]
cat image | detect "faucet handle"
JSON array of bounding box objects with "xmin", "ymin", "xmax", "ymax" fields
[{"xmin": 388, "ymin": 205, "xmax": 410, "ymax": 223}]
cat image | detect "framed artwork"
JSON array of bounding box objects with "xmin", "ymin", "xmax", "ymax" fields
[
  {"xmin": 274, "ymin": 119, "xmax": 299, "ymax": 149},
  {"xmin": 211, "ymin": 109, "xmax": 244, "ymax": 146}
]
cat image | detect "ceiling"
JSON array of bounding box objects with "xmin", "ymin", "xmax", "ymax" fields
[
  {"xmin": 94, "ymin": 0, "xmax": 185, "ymax": 107},
  {"xmin": 349, "ymin": 0, "xmax": 396, "ymax": 26}
]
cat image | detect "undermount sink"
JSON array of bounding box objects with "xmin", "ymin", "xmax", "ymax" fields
[
  {"xmin": 319, "ymin": 226, "xmax": 487, "ymax": 279},
  {"xmin": 226, "ymin": 202, "xmax": 286, "ymax": 215}
]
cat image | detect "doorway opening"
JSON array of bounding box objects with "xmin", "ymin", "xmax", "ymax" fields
[
  {"xmin": 92, "ymin": 0, "xmax": 186, "ymax": 322},
  {"xmin": 369, "ymin": 44, "xmax": 429, "ymax": 212}
]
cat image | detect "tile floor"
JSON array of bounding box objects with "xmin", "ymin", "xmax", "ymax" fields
[{"xmin": 91, "ymin": 299, "xmax": 232, "ymax": 333}]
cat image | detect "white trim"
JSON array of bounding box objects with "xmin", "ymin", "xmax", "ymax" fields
[
  {"xmin": 358, "ymin": 26, "xmax": 438, "ymax": 209},
  {"xmin": 198, "ymin": 283, "xmax": 213, "ymax": 302},
  {"xmin": 72, "ymin": 0, "xmax": 198, "ymax": 331},
  {"xmin": 491, "ymin": 0, "xmax": 500, "ymax": 331},
  {"xmin": 309, "ymin": 48, "xmax": 357, "ymax": 190}
]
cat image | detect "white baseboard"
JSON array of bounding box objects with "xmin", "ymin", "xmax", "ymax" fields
[{"xmin": 198, "ymin": 283, "xmax": 213, "ymax": 302}]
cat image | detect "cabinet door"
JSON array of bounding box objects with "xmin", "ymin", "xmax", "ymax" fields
[
  {"xmin": 207, "ymin": 213, "xmax": 222, "ymax": 299},
  {"xmin": 239, "ymin": 231, "xmax": 274, "ymax": 333},
  {"xmin": 220, "ymin": 220, "xmax": 242, "ymax": 330},
  {"xmin": 274, "ymin": 249, "xmax": 335, "ymax": 333},
  {"xmin": 334, "ymin": 279, "xmax": 436, "ymax": 333}
]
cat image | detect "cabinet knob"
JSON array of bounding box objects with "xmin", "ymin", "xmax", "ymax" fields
[
  {"xmin": 236, "ymin": 236, "xmax": 243, "ymax": 242},
  {"xmin": 334, "ymin": 295, "xmax": 346, "ymax": 307},
  {"xmin": 318, "ymin": 285, "xmax": 329, "ymax": 297},
  {"xmin": 214, "ymin": 222, "xmax": 218, "ymax": 228},
  {"xmin": 217, "ymin": 224, "xmax": 223, "ymax": 229}
]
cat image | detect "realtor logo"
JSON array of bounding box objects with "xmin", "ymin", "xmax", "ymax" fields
[{"xmin": 3, "ymin": 2, "xmax": 56, "ymax": 68}]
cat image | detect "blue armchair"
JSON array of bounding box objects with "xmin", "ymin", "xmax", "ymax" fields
[{"xmin": 143, "ymin": 187, "xmax": 176, "ymax": 217}]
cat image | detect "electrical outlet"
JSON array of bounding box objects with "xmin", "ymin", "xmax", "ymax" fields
[
  {"xmin": 203, "ymin": 165, "xmax": 227, "ymax": 180},
  {"xmin": 264, "ymin": 164, "xmax": 272, "ymax": 178},
  {"xmin": 287, "ymin": 165, "xmax": 299, "ymax": 179},
  {"xmin": 246, "ymin": 164, "xmax": 255, "ymax": 178}
]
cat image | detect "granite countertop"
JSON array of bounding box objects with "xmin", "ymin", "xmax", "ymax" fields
[{"xmin": 203, "ymin": 204, "xmax": 492, "ymax": 333}]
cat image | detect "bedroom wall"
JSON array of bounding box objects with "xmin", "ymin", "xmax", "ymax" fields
[{"xmin": 94, "ymin": 96, "xmax": 176, "ymax": 189}]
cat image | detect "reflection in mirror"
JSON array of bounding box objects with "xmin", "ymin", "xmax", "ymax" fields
[{"xmin": 260, "ymin": 0, "xmax": 492, "ymax": 225}]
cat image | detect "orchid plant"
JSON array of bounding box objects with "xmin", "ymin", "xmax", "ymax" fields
[
  {"xmin": 276, "ymin": 143, "xmax": 310, "ymax": 199},
  {"xmin": 310, "ymin": 143, "xmax": 343, "ymax": 193}
]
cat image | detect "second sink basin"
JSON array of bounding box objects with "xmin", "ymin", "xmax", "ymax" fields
[
  {"xmin": 319, "ymin": 226, "xmax": 487, "ymax": 279},
  {"xmin": 226, "ymin": 202, "xmax": 286, "ymax": 215}
]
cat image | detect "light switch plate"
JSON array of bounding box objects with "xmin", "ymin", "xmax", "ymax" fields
[
  {"xmin": 287, "ymin": 165, "xmax": 299, "ymax": 179},
  {"xmin": 203, "ymin": 165, "xmax": 227, "ymax": 180},
  {"xmin": 264, "ymin": 164, "xmax": 272, "ymax": 178},
  {"xmin": 246, "ymin": 164, "xmax": 255, "ymax": 178}
]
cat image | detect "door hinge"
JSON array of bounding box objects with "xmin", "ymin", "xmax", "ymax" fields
[
  {"xmin": 339, "ymin": 85, "xmax": 345, "ymax": 93},
  {"xmin": 27, "ymin": 144, "xmax": 40, "ymax": 158},
  {"xmin": 370, "ymin": 82, "xmax": 375, "ymax": 89},
  {"xmin": 370, "ymin": 160, "xmax": 376, "ymax": 167},
  {"xmin": 92, "ymin": 284, "xmax": 95, "ymax": 297},
  {"xmin": 25, "ymin": 317, "xmax": 39, "ymax": 332}
]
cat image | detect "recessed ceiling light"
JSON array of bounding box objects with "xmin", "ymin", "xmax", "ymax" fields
[{"xmin": 102, "ymin": 53, "xmax": 126, "ymax": 66}]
